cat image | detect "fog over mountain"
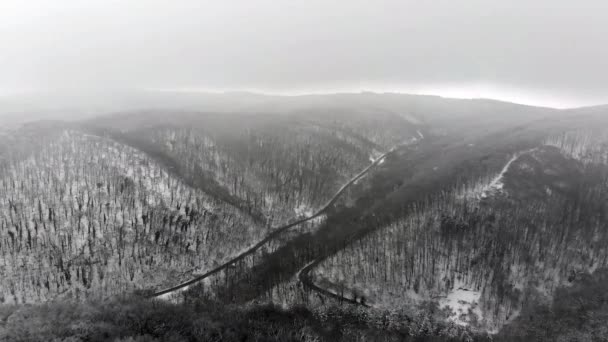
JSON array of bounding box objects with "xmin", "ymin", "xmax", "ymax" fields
[
  {"xmin": 2, "ymin": 2, "xmax": 608, "ymax": 342},
  {"xmin": 1, "ymin": 0, "xmax": 607, "ymax": 108}
]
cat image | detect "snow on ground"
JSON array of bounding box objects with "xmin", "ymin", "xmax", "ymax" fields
[
  {"xmin": 457, "ymin": 149, "xmax": 536, "ymax": 201},
  {"xmin": 480, "ymin": 153, "xmax": 520, "ymax": 197},
  {"xmin": 308, "ymin": 214, "xmax": 326, "ymax": 226},
  {"xmin": 157, "ymin": 284, "xmax": 191, "ymax": 302},
  {"xmin": 294, "ymin": 203, "xmax": 314, "ymax": 218},
  {"xmin": 439, "ymin": 285, "xmax": 483, "ymax": 326},
  {"xmin": 353, "ymin": 175, "xmax": 366, "ymax": 185},
  {"xmin": 416, "ymin": 130, "xmax": 425, "ymax": 139},
  {"xmin": 370, "ymin": 149, "xmax": 385, "ymax": 161}
]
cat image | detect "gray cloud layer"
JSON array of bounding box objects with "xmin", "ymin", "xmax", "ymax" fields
[{"xmin": 1, "ymin": 0, "xmax": 607, "ymax": 107}]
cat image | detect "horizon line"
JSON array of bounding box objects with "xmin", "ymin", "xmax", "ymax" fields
[
  {"xmin": 2, "ymin": 87, "xmax": 607, "ymax": 111},
  {"xmin": 147, "ymin": 87, "xmax": 606, "ymax": 111}
]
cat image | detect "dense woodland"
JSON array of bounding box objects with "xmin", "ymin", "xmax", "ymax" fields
[
  {"xmin": 0, "ymin": 130, "xmax": 264, "ymax": 303},
  {"xmin": 0, "ymin": 111, "xmax": 416, "ymax": 304},
  {"xmin": 312, "ymin": 130, "xmax": 608, "ymax": 332},
  {"xmin": 1, "ymin": 103, "xmax": 608, "ymax": 341},
  {"xmin": 87, "ymin": 111, "xmax": 416, "ymax": 223},
  {"xmin": 0, "ymin": 295, "xmax": 492, "ymax": 342},
  {"xmin": 132, "ymin": 125, "xmax": 374, "ymax": 223}
]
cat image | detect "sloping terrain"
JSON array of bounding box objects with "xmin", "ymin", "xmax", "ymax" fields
[
  {"xmin": 309, "ymin": 128, "xmax": 608, "ymax": 332},
  {"xmin": 84, "ymin": 110, "xmax": 417, "ymax": 224},
  {"xmin": 0, "ymin": 106, "xmax": 419, "ymax": 304},
  {"xmin": 0, "ymin": 128, "xmax": 265, "ymax": 303},
  {"xmin": 2, "ymin": 94, "xmax": 608, "ymax": 340}
]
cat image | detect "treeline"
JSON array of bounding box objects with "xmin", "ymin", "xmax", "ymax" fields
[{"xmin": 0, "ymin": 293, "xmax": 493, "ymax": 342}]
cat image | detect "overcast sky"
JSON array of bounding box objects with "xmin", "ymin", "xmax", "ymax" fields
[{"xmin": 1, "ymin": 0, "xmax": 607, "ymax": 108}]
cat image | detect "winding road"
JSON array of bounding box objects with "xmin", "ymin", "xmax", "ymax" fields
[
  {"xmin": 298, "ymin": 258, "xmax": 371, "ymax": 307},
  {"xmin": 150, "ymin": 148, "xmax": 395, "ymax": 298}
]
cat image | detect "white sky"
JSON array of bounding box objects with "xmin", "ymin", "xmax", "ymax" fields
[{"xmin": 1, "ymin": 0, "xmax": 607, "ymax": 108}]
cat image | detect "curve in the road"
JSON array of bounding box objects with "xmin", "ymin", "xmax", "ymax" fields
[
  {"xmin": 298, "ymin": 258, "xmax": 370, "ymax": 307},
  {"xmin": 149, "ymin": 148, "xmax": 394, "ymax": 298}
]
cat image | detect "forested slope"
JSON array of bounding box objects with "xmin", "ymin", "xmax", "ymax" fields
[
  {"xmin": 0, "ymin": 128, "xmax": 264, "ymax": 303},
  {"xmin": 3, "ymin": 96, "xmax": 607, "ymax": 340},
  {"xmin": 84, "ymin": 111, "xmax": 417, "ymax": 224},
  {"xmin": 0, "ymin": 109, "xmax": 418, "ymax": 304},
  {"xmin": 310, "ymin": 128, "xmax": 608, "ymax": 332}
]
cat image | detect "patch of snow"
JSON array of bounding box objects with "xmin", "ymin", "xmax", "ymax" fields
[
  {"xmin": 459, "ymin": 149, "xmax": 536, "ymax": 201},
  {"xmin": 439, "ymin": 286, "xmax": 483, "ymax": 326},
  {"xmin": 306, "ymin": 213, "xmax": 326, "ymax": 227},
  {"xmin": 294, "ymin": 204, "xmax": 314, "ymax": 218},
  {"xmin": 157, "ymin": 284, "xmax": 191, "ymax": 301},
  {"xmin": 416, "ymin": 130, "xmax": 425, "ymax": 139},
  {"xmin": 486, "ymin": 154, "xmax": 519, "ymax": 191}
]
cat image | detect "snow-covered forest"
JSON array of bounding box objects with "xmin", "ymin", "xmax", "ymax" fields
[{"xmin": 311, "ymin": 130, "xmax": 608, "ymax": 331}]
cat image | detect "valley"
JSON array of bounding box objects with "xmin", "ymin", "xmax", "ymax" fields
[{"xmin": 1, "ymin": 94, "xmax": 607, "ymax": 341}]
